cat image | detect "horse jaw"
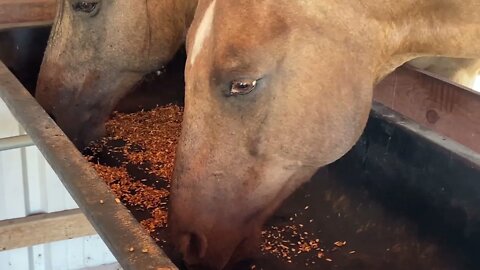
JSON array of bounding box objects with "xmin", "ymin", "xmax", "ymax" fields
[{"xmin": 36, "ymin": 60, "xmax": 142, "ymax": 148}]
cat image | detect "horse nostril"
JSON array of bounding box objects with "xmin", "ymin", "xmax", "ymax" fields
[{"xmin": 179, "ymin": 232, "xmax": 208, "ymax": 262}]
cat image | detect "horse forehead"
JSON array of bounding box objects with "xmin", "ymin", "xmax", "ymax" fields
[
  {"xmin": 188, "ymin": 0, "xmax": 290, "ymax": 70},
  {"xmin": 211, "ymin": 2, "xmax": 290, "ymax": 57}
]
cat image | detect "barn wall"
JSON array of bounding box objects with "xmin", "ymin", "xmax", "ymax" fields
[{"xmin": 0, "ymin": 98, "xmax": 117, "ymax": 270}]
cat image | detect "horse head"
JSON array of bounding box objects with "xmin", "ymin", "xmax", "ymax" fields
[
  {"xmin": 169, "ymin": 0, "xmax": 480, "ymax": 269},
  {"xmin": 36, "ymin": 0, "xmax": 197, "ymax": 148}
]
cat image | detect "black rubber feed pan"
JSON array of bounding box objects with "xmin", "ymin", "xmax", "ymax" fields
[
  {"xmin": 2, "ymin": 25, "xmax": 480, "ymax": 270},
  {"xmin": 88, "ymin": 103, "xmax": 480, "ymax": 270}
]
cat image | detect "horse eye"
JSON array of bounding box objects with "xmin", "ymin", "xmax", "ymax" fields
[
  {"xmin": 228, "ymin": 79, "xmax": 258, "ymax": 96},
  {"xmin": 72, "ymin": 1, "xmax": 98, "ymax": 13}
]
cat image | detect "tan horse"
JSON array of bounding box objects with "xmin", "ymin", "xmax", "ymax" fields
[
  {"xmin": 169, "ymin": 0, "xmax": 480, "ymax": 269},
  {"xmin": 35, "ymin": 0, "xmax": 197, "ymax": 148}
]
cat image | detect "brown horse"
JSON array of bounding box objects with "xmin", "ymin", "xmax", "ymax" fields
[
  {"xmin": 169, "ymin": 0, "xmax": 480, "ymax": 269},
  {"xmin": 35, "ymin": 0, "xmax": 197, "ymax": 148}
]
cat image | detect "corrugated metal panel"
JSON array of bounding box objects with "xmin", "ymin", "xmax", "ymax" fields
[
  {"xmin": 0, "ymin": 99, "xmax": 26, "ymax": 220},
  {"xmin": 0, "ymin": 98, "xmax": 117, "ymax": 269}
]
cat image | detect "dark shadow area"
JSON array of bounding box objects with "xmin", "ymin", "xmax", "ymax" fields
[{"xmin": 0, "ymin": 26, "xmax": 50, "ymax": 93}]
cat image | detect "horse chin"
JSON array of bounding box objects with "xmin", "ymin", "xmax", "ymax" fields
[
  {"xmin": 64, "ymin": 119, "xmax": 106, "ymax": 150},
  {"xmin": 226, "ymin": 234, "xmax": 263, "ymax": 268},
  {"xmin": 185, "ymin": 234, "xmax": 261, "ymax": 270},
  {"xmin": 170, "ymin": 208, "xmax": 264, "ymax": 270}
]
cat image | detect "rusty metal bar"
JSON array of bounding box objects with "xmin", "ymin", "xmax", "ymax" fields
[{"xmin": 0, "ymin": 61, "xmax": 177, "ymax": 270}]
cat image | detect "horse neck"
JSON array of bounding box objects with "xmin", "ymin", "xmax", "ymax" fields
[
  {"xmin": 144, "ymin": 0, "xmax": 197, "ymax": 61},
  {"xmin": 374, "ymin": 0, "xmax": 480, "ymax": 58},
  {"xmin": 352, "ymin": 0, "xmax": 480, "ymax": 81}
]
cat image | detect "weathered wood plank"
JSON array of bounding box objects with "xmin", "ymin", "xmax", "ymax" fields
[
  {"xmin": 0, "ymin": 0, "xmax": 56, "ymax": 26},
  {"xmin": 374, "ymin": 66, "xmax": 480, "ymax": 153},
  {"xmin": 0, "ymin": 209, "xmax": 96, "ymax": 251}
]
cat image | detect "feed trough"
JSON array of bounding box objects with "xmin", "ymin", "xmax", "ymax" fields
[{"xmin": 1, "ymin": 25, "xmax": 480, "ymax": 270}]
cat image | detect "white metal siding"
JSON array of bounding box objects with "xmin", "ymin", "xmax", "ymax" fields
[
  {"xmin": 473, "ymin": 76, "xmax": 480, "ymax": 92},
  {"xmin": 0, "ymin": 98, "xmax": 117, "ymax": 270}
]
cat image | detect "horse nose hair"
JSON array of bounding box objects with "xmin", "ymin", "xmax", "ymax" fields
[{"xmin": 178, "ymin": 232, "xmax": 208, "ymax": 263}]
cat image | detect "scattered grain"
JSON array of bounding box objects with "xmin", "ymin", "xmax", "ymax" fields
[{"xmin": 86, "ymin": 104, "xmax": 351, "ymax": 268}]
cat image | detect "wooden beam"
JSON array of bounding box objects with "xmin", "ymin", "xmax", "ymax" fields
[
  {"xmin": 374, "ymin": 66, "xmax": 480, "ymax": 153},
  {"xmin": 0, "ymin": 209, "xmax": 96, "ymax": 251},
  {"xmin": 0, "ymin": 0, "xmax": 56, "ymax": 27}
]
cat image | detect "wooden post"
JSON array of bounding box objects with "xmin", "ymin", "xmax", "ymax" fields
[
  {"xmin": 0, "ymin": 0, "xmax": 56, "ymax": 28},
  {"xmin": 374, "ymin": 66, "xmax": 480, "ymax": 153}
]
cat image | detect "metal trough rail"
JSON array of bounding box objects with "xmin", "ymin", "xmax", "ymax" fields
[{"xmin": 0, "ymin": 61, "xmax": 177, "ymax": 270}]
